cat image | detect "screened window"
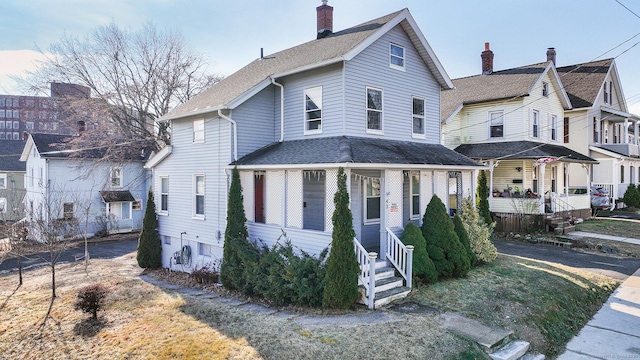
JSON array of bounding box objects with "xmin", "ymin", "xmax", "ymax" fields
[
  {"xmin": 110, "ymin": 167, "xmax": 122, "ymax": 187},
  {"xmin": 412, "ymin": 97, "xmax": 425, "ymax": 136},
  {"xmin": 366, "ymin": 87, "xmax": 383, "ymax": 132},
  {"xmin": 550, "ymin": 115, "xmax": 558, "ymax": 141},
  {"xmin": 304, "ymin": 86, "xmax": 322, "ymax": 133},
  {"xmin": 160, "ymin": 176, "xmax": 169, "ymax": 212},
  {"xmin": 410, "ymin": 171, "xmax": 420, "ymax": 219},
  {"xmin": 531, "ymin": 110, "xmax": 540, "ymax": 138},
  {"xmin": 194, "ymin": 175, "xmax": 205, "ymax": 217},
  {"xmin": 389, "ymin": 43, "xmax": 405, "ymax": 70},
  {"xmin": 63, "ymin": 202, "xmax": 74, "ymax": 220},
  {"xmin": 489, "ymin": 111, "xmax": 504, "ymax": 138},
  {"xmin": 364, "ymin": 178, "xmax": 381, "ymax": 223},
  {"xmin": 193, "ymin": 119, "xmax": 204, "ymax": 142}
]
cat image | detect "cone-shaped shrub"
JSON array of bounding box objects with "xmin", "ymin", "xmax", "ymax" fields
[
  {"xmin": 137, "ymin": 189, "xmax": 162, "ymax": 268},
  {"xmin": 421, "ymin": 195, "xmax": 470, "ymax": 278},
  {"xmin": 220, "ymin": 166, "xmax": 250, "ymax": 291},
  {"xmin": 460, "ymin": 196, "xmax": 497, "ymax": 264},
  {"xmin": 477, "ymin": 170, "xmax": 493, "ymax": 226},
  {"xmin": 623, "ymin": 183, "xmax": 640, "ymax": 209},
  {"xmin": 322, "ymin": 167, "xmax": 360, "ymax": 309},
  {"xmin": 400, "ymin": 223, "xmax": 437, "ymax": 283},
  {"xmin": 454, "ymin": 214, "xmax": 477, "ymax": 267}
]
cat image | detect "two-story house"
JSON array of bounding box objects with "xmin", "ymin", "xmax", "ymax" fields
[
  {"xmin": 20, "ymin": 133, "xmax": 150, "ymax": 238},
  {"xmin": 146, "ymin": 4, "xmax": 482, "ymax": 276},
  {"xmin": 0, "ymin": 140, "xmax": 26, "ymax": 221},
  {"xmin": 442, "ymin": 44, "xmax": 597, "ymax": 228},
  {"xmin": 558, "ymin": 58, "xmax": 640, "ymax": 205}
]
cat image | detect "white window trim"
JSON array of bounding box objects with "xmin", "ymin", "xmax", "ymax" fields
[
  {"xmin": 489, "ymin": 110, "xmax": 504, "ymax": 138},
  {"xmin": 409, "ymin": 171, "xmax": 420, "ymax": 220},
  {"xmin": 132, "ymin": 199, "xmax": 142, "ymax": 211},
  {"xmin": 531, "ymin": 109, "xmax": 540, "ymax": 138},
  {"xmin": 159, "ymin": 176, "xmax": 169, "ymax": 215},
  {"xmin": 389, "ymin": 43, "xmax": 406, "ymax": 71},
  {"xmin": 193, "ymin": 174, "xmax": 205, "ymax": 219},
  {"xmin": 363, "ymin": 178, "xmax": 381, "ymax": 225},
  {"xmin": 193, "ymin": 119, "xmax": 205, "ymax": 143},
  {"xmin": 0, "ymin": 173, "xmax": 6, "ymax": 189},
  {"xmin": 411, "ymin": 96, "xmax": 426, "ymax": 139},
  {"xmin": 550, "ymin": 114, "xmax": 558, "ymax": 141},
  {"xmin": 110, "ymin": 166, "xmax": 123, "ymax": 188},
  {"xmin": 365, "ymin": 86, "xmax": 384, "ymax": 135},
  {"xmin": 303, "ymin": 86, "xmax": 323, "ymax": 135},
  {"xmin": 542, "ymin": 81, "xmax": 549, "ymax": 97}
]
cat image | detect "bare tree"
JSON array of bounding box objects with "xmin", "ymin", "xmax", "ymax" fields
[{"xmin": 20, "ymin": 21, "xmax": 222, "ymax": 159}]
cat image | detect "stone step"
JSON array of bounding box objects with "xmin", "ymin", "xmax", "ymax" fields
[
  {"xmin": 562, "ymin": 225, "xmax": 575, "ymax": 234},
  {"xmin": 373, "ymin": 286, "xmax": 410, "ymax": 308},
  {"xmin": 489, "ymin": 340, "xmax": 530, "ymax": 360},
  {"xmin": 441, "ymin": 312, "xmax": 513, "ymax": 352},
  {"xmin": 521, "ymin": 354, "xmax": 545, "ymax": 360}
]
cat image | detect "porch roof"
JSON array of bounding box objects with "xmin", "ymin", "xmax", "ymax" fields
[
  {"xmin": 100, "ymin": 190, "xmax": 135, "ymax": 203},
  {"xmin": 233, "ymin": 136, "xmax": 481, "ymax": 167},
  {"xmin": 454, "ymin": 141, "xmax": 597, "ymax": 163}
]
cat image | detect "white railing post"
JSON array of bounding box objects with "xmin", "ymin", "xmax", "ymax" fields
[
  {"xmin": 405, "ymin": 245, "xmax": 414, "ymax": 288},
  {"xmin": 368, "ymin": 252, "xmax": 377, "ymax": 309}
]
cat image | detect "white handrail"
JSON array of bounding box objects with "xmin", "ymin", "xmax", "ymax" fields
[
  {"xmin": 353, "ymin": 238, "xmax": 376, "ymax": 309},
  {"xmin": 385, "ymin": 227, "xmax": 414, "ymax": 289}
]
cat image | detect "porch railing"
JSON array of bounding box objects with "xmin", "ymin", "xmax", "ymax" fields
[
  {"xmin": 353, "ymin": 238, "xmax": 376, "ymax": 309},
  {"xmin": 385, "ymin": 227, "xmax": 414, "ymax": 289},
  {"xmin": 550, "ymin": 193, "xmax": 574, "ymax": 216}
]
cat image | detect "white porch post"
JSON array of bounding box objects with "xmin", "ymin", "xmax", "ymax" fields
[
  {"xmin": 380, "ymin": 170, "xmax": 403, "ymax": 260},
  {"xmin": 539, "ymin": 163, "xmax": 546, "ymax": 213},
  {"xmin": 379, "ymin": 171, "xmax": 387, "ymax": 260},
  {"xmin": 489, "ymin": 160, "xmax": 495, "ymax": 209},
  {"xmin": 564, "ymin": 163, "xmax": 569, "ymax": 197},
  {"xmin": 625, "ymin": 118, "xmax": 630, "ymax": 144},
  {"xmin": 472, "ymin": 168, "xmax": 479, "ymax": 205}
]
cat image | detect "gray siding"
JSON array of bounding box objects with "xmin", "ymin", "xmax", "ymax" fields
[
  {"xmin": 234, "ymin": 86, "xmax": 278, "ymax": 159},
  {"xmin": 344, "ymin": 25, "xmax": 441, "ymax": 143},
  {"xmin": 156, "ymin": 116, "xmax": 232, "ymax": 268}
]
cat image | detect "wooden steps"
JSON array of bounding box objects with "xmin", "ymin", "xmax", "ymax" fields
[{"xmin": 358, "ymin": 260, "xmax": 410, "ymax": 308}]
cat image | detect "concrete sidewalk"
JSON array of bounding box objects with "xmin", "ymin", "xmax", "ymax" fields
[
  {"xmin": 569, "ymin": 231, "xmax": 640, "ymax": 246},
  {"xmin": 558, "ymin": 259, "xmax": 640, "ymax": 359}
]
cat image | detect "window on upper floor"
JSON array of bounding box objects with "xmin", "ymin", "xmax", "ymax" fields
[
  {"xmin": 604, "ymin": 82, "xmax": 609, "ymax": 104},
  {"xmin": 12, "ymin": 132, "xmax": 19, "ymax": 140},
  {"xmin": 410, "ymin": 171, "xmax": 420, "ymax": 219},
  {"xmin": 609, "ymin": 81, "xmax": 614, "ymax": 104},
  {"xmin": 12, "ymin": 111, "xmax": 19, "ymax": 119},
  {"xmin": 193, "ymin": 119, "xmax": 204, "ymax": 143},
  {"xmin": 194, "ymin": 174, "xmax": 205, "ymax": 218},
  {"xmin": 0, "ymin": 110, "xmax": 4, "ymax": 118},
  {"xmin": 489, "ymin": 110, "xmax": 504, "ymax": 138},
  {"xmin": 531, "ymin": 110, "xmax": 540, "ymax": 138},
  {"xmin": 304, "ymin": 86, "xmax": 322, "ymax": 134},
  {"xmin": 412, "ymin": 97, "xmax": 425, "ymax": 137},
  {"xmin": 26, "ymin": 122, "xmax": 34, "ymax": 130},
  {"xmin": 0, "ymin": 173, "xmax": 6, "ymax": 189},
  {"xmin": 364, "ymin": 178, "xmax": 381, "ymax": 224},
  {"xmin": 110, "ymin": 167, "xmax": 122, "ymax": 187},
  {"xmin": 593, "ymin": 117, "xmax": 600, "ymax": 143},
  {"xmin": 160, "ymin": 176, "xmax": 169, "ymax": 213},
  {"xmin": 550, "ymin": 115, "xmax": 558, "ymax": 141},
  {"xmin": 389, "ymin": 43, "xmax": 405, "ymax": 70},
  {"xmin": 366, "ymin": 87, "xmax": 383, "ymax": 133},
  {"xmin": 542, "ymin": 82, "xmax": 549, "ymax": 97},
  {"xmin": 564, "ymin": 117, "xmax": 569, "ymax": 143}
]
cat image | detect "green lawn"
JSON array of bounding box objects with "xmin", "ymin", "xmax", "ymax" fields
[{"xmin": 576, "ymin": 218, "xmax": 640, "ymax": 238}]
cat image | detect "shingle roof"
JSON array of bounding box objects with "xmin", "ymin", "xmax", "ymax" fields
[
  {"xmin": 454, "ymin": 141, "xmax": 597, "ymax": 163},
  {"xmin": 163, "ymin": 8, "xmax": 452, "ymax": 120},
  {"xmin": 556, "ymin": 59, "xmax": 612, "ymax": 109},
  {"xmin": 29, "ymin": 133, "xmax": 151, "ymax": 160},
  {"xmin": 234, "ymin": 136, "xmax": 481, "ymax": 167},
  {"xmin": 0, "ymin": 140, "xmax": 26, "ymax": 172},
  {"xmin": 100, "ymin": 190, "xmax": 135, "ymax": 203},
  {"xmin": 441, "ymin": 62, "xmax": 550, "ymax": 121}
]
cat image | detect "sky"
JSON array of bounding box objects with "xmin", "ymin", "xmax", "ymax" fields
[{"xmin": 1, "ymin": 0, "xmax": 640, "ymax": 114}]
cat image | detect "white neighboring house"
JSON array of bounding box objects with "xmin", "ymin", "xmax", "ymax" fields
[{"xmin": 20, "ymin": 133, "xmax": 150, "ymax": 238}]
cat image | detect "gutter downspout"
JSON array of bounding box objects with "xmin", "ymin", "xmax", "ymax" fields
[
  {"xmin": 271, "ymin": 77, "xmax": 285, "ymax": 142},
  {"xmin": 217, "ymin": 109, "xmax": 238, "ymax": 161}
]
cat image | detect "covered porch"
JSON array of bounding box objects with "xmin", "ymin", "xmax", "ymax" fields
[{"xmin": 594, "ymin": 106, "xmax": 640, "ymax": 157}]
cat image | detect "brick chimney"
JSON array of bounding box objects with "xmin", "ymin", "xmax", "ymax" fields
[
  {"xmin": 481, "ymin": 42, "xmax": 494, "ymax": 75},
  {"xmin": 546, "ymin": 47, "xmax": 556, "ymax": 65},
  {"xmin": 316, "ymin": 0, "xmax": 333, "ymax": 39}
]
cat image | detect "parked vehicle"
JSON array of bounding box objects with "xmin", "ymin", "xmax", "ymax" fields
[{"xmin": 568, "ymin": 186, "xmax": 611, "ymax": 210}]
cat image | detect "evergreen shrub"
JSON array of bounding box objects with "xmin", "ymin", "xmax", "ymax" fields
[
  {"xmin": 400, "ymin": 223, "xmax": 438, "ymax": 283},
  {"xmin": 459, "ymin": 197, "xmax": 497, "ymax": 264},
  {"xmin": 137, "ymin": 189, "xmax": 162, "ymax": 269},
  {"xmin": 623, "ymin": 183, "xmax": 640, "ymax": 209}
]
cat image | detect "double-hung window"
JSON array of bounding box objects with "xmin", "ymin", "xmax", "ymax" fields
[
  {"xmin": 550, "ymin": 115, "xmax": 558, "ymax": 141},
  {"xmin": 304, "ymin": 86, "xmax": 322, "ymax": 134},
  {"xmin": 193, "ymin": 119, "xmax": 204, "ymax": 143},
  {"xmin": 160, "ymin": 176, "xmax": 169, "ymax": 213},
  {"xmin": 366, "ymin": 87, "xmax": 383, "ymax": 133},
  {"xmin": 0, "ymin": 174, "xmax": 6, "ymax": 189},
  {"xmin": 389, "ymin": 43, "xmax": 405, "ymax": 70},
  {"xmin": 364, "ymin": 178, "xmax": 381, "ymax": 223},
  {"xmin": 531, "ymin": 110, "xmax": 540, "ymax": 138},
  {"xmin": 410, "ymin": 171, "xmax": 420, "ymax": 219},
  {"xmin": 194, "ymin": 174, "xmax": 205, "ymax": 218},
  {"xmin": 412, "ymin": 97, "xmax": 425, "ymax": 137},
  {"xmin": 110, "ymin": 167, "xmax": 122, "ymax": 187},
  {"xmin": 542, "ymin": 82, "xmax": 549, "ymax": 97},
  {"xmin": 63, "ymin": 202, "xmax": 74, "ymax": 220},
  {"xmin": 489, "ymin": 110, "xmax": 504, "ymax": 138}
]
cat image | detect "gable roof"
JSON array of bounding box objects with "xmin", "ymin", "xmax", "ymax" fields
[
  {"xmin": 441, "ymin": 61, "xmax": 571, "ymax": 122},
  {"xmin": 0, "ymin": 140, "xmax": 27, "ymax": 172},
  {"xmin": 233, "ymin": 136, "xmax": 481, "ymax": 168},
  {"xmin": 556, "ymin": 58, "xmax": 613, "ymax": 109},
  {"xmin": 454, "ymin": 140, "xmax": 597, "ymax": 163},
  {"xmin": 161, "ymin": 8, "xmax": 453, "ymax": 122}
]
